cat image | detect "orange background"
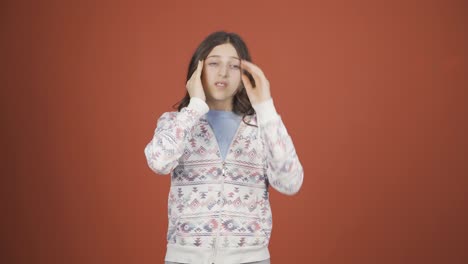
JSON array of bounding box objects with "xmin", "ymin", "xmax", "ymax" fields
[{"xmin": 2, "ymin": 0, "xmax": 467, "ymax": 263}]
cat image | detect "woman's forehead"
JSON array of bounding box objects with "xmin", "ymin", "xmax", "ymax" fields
[
  {"xmin": 206, "ymin": 55, "xmax": 240, "ymax": 61},
  {"xmin": 207, "ymin": 44, "xmax": 239, "ymax": 60}
]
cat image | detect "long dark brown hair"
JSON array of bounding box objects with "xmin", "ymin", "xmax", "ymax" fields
[{"xmin": 172, "ymin": 31, "xmax": 257, "ymax": 127}]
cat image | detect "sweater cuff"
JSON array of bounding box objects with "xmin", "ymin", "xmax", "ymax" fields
[
  {"xmin": 187, "ymin": 97, "xmax": 209, "ymax": 115},
  {"xmin": 252, "ymin": 98, "xmax": 279, "ymax": 125}
]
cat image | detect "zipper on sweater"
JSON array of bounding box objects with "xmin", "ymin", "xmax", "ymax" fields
[
  {"xmin": 212, "ymin": 160, "xmax": 226, "ymax": 263},
  {"xmin": 204, "ymin": 118, "xmax": 242, "ymax": 263}
]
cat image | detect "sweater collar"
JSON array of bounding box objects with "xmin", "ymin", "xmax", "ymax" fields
[{"xmin": 199, "ymin": 113, "xmax": 257, "ymax": 125}]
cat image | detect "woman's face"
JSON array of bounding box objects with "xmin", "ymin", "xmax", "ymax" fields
[{"xmin": 202, "ymin": 43, "xmax": 242, "ymax": 108}]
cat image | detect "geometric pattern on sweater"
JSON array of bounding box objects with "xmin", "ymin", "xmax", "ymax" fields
[{"xmin": 145, "ymin": 106, "xmax": 303, "ymax": 251}]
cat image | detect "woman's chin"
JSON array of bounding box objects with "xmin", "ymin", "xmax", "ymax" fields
[
  {"xmin": 207, "ymin": 91, "xmax": 235, "ymax": 101},
  {"xmin": 211, "ymin": 97, "xmax": 231, "ymax": 102}
]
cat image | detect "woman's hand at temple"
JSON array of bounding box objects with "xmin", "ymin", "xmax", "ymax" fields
[
  {"xmin": 186, "ymin": 60, "xmax": 206, "ymax": 101},
  {"xmin": 240, "ymin": 60, "xmax": 272, "ymax": 105}
]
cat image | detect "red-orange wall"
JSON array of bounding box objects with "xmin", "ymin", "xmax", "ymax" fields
[{"xmin": 3, "ymin": 0, "xmax": 467, "ymax": 263}]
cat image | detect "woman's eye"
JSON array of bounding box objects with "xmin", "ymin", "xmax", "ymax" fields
[
  {"xmin": 230, "ymin": 65, "xmax": 240, "ymax": 69},
  {"xmin": 208, "ymin": 62, "xmax": 218, "ymax": 66}
]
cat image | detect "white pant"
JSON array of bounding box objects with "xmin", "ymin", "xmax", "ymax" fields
[{"xmin": 165, "ymin": 259, "xmax": 270, "ymax": 264}]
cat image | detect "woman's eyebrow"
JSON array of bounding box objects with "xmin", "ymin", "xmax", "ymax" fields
[{"xmin": 206, "ymin": 55, "xmax": 240, "ymax": 60}]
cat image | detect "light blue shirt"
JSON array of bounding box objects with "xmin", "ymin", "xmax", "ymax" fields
[{"xmin": 205, "ymin": 110, "xmax": 242, "ymax": 161}]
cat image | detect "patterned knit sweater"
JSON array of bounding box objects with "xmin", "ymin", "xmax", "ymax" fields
[{"xmin": 144, "ymin": 97, "xmax": 304, "ymax": 264}]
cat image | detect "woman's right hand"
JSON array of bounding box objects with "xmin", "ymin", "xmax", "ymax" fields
[{"xmin": 186, "ymin": 60, "xmax": 206, "ymax": 101}]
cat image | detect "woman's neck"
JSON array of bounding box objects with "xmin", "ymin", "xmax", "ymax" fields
[{"xmin": 206, "ymin": 99, "xmax": 233, "ymax": 111}]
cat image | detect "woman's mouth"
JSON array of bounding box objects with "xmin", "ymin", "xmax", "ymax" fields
[{"xmin": 215, "ymin": 81, "xmax": 228, "ymax": 88}]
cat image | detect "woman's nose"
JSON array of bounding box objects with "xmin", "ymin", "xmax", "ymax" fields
[{"xmin": 218, "ymin": 65, "xmax": 228, "ymax": 77}]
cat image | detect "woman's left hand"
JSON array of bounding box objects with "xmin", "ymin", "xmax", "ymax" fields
[{"xmin": 241, "ymin": 60, "xmax": 272, "ymax": 105}]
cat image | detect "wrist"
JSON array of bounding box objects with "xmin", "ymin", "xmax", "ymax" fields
[
  {"xmin": 187, "ymin": 97, "xmax": 209, "ymax": 115},
  {"xmin": 252, "ymin": 98, "xmax": 279, "ymax": 125}
]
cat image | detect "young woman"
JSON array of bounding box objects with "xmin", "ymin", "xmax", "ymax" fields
[{"xmin": 144, "ymin": 31, "xmax": 304, "ymax": 264}]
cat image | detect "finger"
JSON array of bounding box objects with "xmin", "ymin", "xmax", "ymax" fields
[
  {"xmin": 196, "ymin": 60, "xmax": 204, "ymax": 78},
  {"xmin": 186, "ymin": 74, "xmax": 193, "ymax": 87},
  {"xmin": 188, "ymin": 60, "xmax": 202, "ymax": 85},
  {"xmin": 188, "ymin": 61, "xmax": 199, "ymax": 83},
  {"xmin": 241, "ymin": 60, "xmax": 266, "ymax": 78},
  {"xmin": 241, "ymin": 60, "xmax": 263, "ymax": 87},
  {"xmin": 241, "ymin": 73, "xmax": 253, "ymax": 93}
]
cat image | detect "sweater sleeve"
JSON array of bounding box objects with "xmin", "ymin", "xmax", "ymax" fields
[
  {"xmin": 253, "ymin": 98, "xmax": 304, "ymax": 195},
  {"xmin": 144, "ymin": 97, "xmax": 209, "ymax": 175}
]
